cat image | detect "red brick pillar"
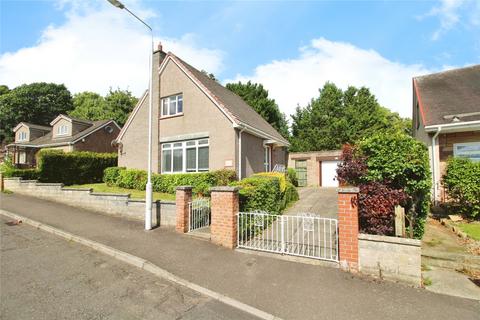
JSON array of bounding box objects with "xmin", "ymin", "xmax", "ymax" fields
[
  {"xmin": 176, "ymin": 186, "xmax": 192, "ymax": 233},
  {"xmin": 210, "ymin": 186, "xmax": 239, "ymax": 249},
  {"xmin": 338, "ymin": 187, "xmax": 360, "ymax": 272}
]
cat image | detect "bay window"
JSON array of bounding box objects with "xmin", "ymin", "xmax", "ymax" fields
[
  {"xmin": 161, "ymin": 94, "xmax": 183, "ymax": 117},
  {"xmin": 162, "ymin": 139, "xmax": 209, "ymax": 173}
]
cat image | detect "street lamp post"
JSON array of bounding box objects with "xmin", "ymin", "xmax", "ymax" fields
[{"xmin": 107, "ymin": 0, "xmax": 153, "ymax": 230}]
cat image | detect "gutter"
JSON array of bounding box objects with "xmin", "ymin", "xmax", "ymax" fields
[{"xmin": 424, "ymin": 120, "xmax": 480, "ymax": 133}]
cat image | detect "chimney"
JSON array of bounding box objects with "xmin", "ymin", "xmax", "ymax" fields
[{"xmin": 157, "ymin": 42, "xmax": 163, "ymax": 52}]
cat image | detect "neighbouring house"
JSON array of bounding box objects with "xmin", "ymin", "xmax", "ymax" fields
[
  {"xmin": 287, "ymin": 150, "xmax": 341, "ymax": 187},
  {"xmin": 6, "ymin": 114, "xmax": 121, "ymax": 168},
  {"xmin": 413, "ymin": 65, "xmax": 480, "ymax": 203},
  {"xmin": 116, "ymin": 45, "xmax": 289, "ymax": 179}
]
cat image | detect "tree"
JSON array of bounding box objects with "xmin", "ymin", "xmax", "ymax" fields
[
  {"xmin": 0, "ymin": 83, "xmax": 73, "ymax": 142},
  {"xmin": 68, "ymin": 88, "xmax": 137, "ymax": 127},
  {"xmin": 290, "ymin": 82, "xmax": 411, "ymax": 151},
  {"xmin": 69, "ymin": 92, "xmax": 107, "ymax": 121},
  {"xmin": 0, "ymin": 85, "xmax": 9, "ymax": 96},
  {"xmin": 226, "ymin": 81, "xmax": 289, "ymax": 139}
]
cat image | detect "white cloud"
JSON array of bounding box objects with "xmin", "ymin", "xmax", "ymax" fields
[
  {"xmin": 225, "ymin": 38, "xmax": 435, "ymax": 118},
  {"xmin": 0, "ymin": 1, "xmax": 224, "ymax": 97}
]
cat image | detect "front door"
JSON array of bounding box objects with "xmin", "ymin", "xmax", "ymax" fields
[{"xmin": 295, "ymin": 160, "xmax": 307, "ymax": 187}]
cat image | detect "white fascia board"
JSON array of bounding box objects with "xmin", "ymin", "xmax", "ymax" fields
[{"xmin": 425, "ymin": 120, "xmax": 480, "ymax": 133}]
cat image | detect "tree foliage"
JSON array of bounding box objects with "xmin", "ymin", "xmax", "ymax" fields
[
  {"xmin": 0, "ymin": 83, "xmax": 73, "ymax": 142},
  {"xmin": 337, "ymin": 133, "xmax": 431, "ymax": 238},
  {"xmin": 226, "ymin": 81, "xmax": 289, "ymax": 139},
  {"xmin": 69, "ymin": 88, "xmax": 138, "ymax": 126},
  {"xmin": 290, "ymin": 82, "xmax": 411, "ymax": 151}
]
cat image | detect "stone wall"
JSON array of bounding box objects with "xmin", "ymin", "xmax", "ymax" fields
[
  {"xmin": 358, "ymin": 233, "xmax": 421, "ymax": 286},
  {"xmin": 4, "ymin": 178, "xmax": 176, "ymax": 226}
]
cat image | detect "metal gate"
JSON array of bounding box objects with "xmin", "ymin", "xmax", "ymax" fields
[
  {"xmin": 237, "ymin": 211, "xmax": 338, "ymax": 262},
  {"xmin": 295, "ymin": 160, "xmax": 307, "ymax": 187},
  {"xmin": 188, "ymin": 198, "xmax": 211, "ymax": 232}
]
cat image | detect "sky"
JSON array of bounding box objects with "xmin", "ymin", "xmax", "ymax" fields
[{"xmin": 1, "ymin": 0, "xmax": 479, "ymax": 119}]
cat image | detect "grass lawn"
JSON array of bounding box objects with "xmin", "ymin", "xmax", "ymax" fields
[
  {"xmin": 457, "ymin": 222, "xmax": 480, "ymax": 241},
  {"xmin": 68, "ymin": 183, "xmax": 176, "ymax": 201}
]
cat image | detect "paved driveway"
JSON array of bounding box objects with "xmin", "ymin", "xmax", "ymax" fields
[{"xmin": 285, "ymin": 187, "xmax": 338, "ymax": 218}]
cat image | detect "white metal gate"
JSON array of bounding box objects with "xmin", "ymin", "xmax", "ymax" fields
[
  {"xmin": 188, "ymin": 198, "xmax": 211, "ymax": 232},
  {"xmin": 237, "ymin": 211, "xmax": 338, "ymax": 262}
]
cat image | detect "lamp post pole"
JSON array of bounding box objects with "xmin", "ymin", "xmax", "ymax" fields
[{"xmin": 107, "ymin": 0, "xmax": 153, "ymax": 230}]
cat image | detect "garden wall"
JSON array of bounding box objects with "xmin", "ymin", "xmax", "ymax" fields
[
  {"xmin": 358, "ymin": 233, "xmax": 421, "ymax": 286},
  {"xmin": 4, "ymin": 178, "xmax": 176, "ymax": 226}
]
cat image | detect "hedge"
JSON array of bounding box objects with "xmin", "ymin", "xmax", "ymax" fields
[
  {"xmin": 232, "ymin": 172, "xmax": 299, "ymax": 213},
  {"xmin": 442, "ymin": 157, "xmax": 480, "ymax": 219},
  {"xmin": 103, "ymin": 167, "xmax": 237, "ymax": 195},
  {"xmin": 3, "ymin": 168, "xmax": 39, "ymax": 180},
  {"xmin": 38, "ymin": 150, "xmax": 117, "ymax": 185}
]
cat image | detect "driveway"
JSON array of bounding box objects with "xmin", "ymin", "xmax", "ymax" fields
[
  {"xmin": 285, "ymin": 187, "xmax": 338, "ymax": 218},
  {"xmin": 0, "ymin": 215, "xmax": 257, "ymax": 320}
]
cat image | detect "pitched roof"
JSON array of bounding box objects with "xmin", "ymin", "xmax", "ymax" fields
[
  {"xmin": 414, "ymin": 65, "xmax": 480, "ymax": 126},
  {"xmin": 167, "ymin": 53, "xmax": 289, "ymax": 145},
  {"xmin": 11, "ymin": 120, "xmax": 116, "ymax": 147},
  {"xmin": 13, "ymin": 122, "xmax": 51, "ymax": 132}
]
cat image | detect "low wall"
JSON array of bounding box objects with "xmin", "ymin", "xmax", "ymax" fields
[
  {"xmin": 4, "ymin": 178, "xmax": 176, "ymax": 226},
  {"xmin": 358, "ymin": 233, "xmax": 421, "ymax": 286}
]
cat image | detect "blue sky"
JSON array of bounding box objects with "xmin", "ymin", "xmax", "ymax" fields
[{"xmin": 1, "ymin": 0, "xmax": 479, "ymax": 118}]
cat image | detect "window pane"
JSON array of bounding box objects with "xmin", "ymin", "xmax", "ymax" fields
[
  {"xmin": 198, "ymin": 139, "xmax": 208, "ymax": 145},
  {"xmin": 186, "ymin": 141, "xmax": 196, "ymax": 146},
  {"xmin": 198, "ymin": 146, "xmax": 209, "ymax": 170},
  {"xmin": 163, "ymin": 143, "xmax": 171, "ymax": 149},
  {"xmin": 186, "ymin": 148, "xmax": 196, "ymax": 171},
  {"xmin": 162, "ymin": 150, "xmax": 172, "ymax": 172},
  {"xmin": 162, "ymin": 99, "xmax": 168, "ymax": 116},
  {"xmin": 178, "ymin": 95, "xmax": 183, "ymax": 113},
  {"xmin": 173, "ymin": 142, "xmax": 182, "ymax": 148},
  {"xmin": 173, "ymin": 149, "xmax": 183, "ymax": 172},
  {"xmin": 169, "ymin": 98, "xmax": 177, "ymax": 115}
]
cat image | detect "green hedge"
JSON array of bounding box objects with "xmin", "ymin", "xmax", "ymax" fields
[
  {"xmin": 232, "ymin": 173, "xmax": 299, "ymax": 213},
  {"xmin": 38, "ymin": 150, "xmax": 117, "ymax": 185},
  {"xmin": 443, "ymin": 157, "xmax": 480, "ymax": 219},
  {"xmin": 3, "ymin": 168, "xmax": 39, "ymax": 180},
  {"xmin": 103, "ymin": 168, "xmax": 237, "ymax": 195},
  {"xmin": 287, "ymin": 168, "xmax": 298, "ymax": 187}
]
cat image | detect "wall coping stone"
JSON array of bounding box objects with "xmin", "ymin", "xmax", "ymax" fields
[
  {"xmin": 20, "ymin": 180, "xmax": 39, "ymax": 183},
  {"xmin": 62, "ymin": 188, "xmax": 93, "ymax": 192},
  {"xmin": 337, "ymin": 187, "xmax": 360, "ymax": 193},
  {"xmin": 358, "ymin": 233, "xmax": 421, "ymax": 246},
  {"xmin": 210, "ymin": 186, "xmax": 239, "ymax": 192},
  {"xmin": 35, "ymin": 182, "xmax": 64, "ymax": 186},
  {"xmin": 176, "ymin": 186, "xmax": 193, "ymax": 191},
  {"xmin": 90, "ymin": 192, "xmax": 130, "ymax": 198},
  {"xmin": 4, "ymin": 177, "xmax": 21, "ymax": 181}
]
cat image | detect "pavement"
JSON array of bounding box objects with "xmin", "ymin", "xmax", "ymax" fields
[
  {"xmin": 1, "ymin": 192, "xmax": 480, "ymax": 320},
  {"xmin": 0, "ymin": 215, "xmax": 257, "ymax": 320}
]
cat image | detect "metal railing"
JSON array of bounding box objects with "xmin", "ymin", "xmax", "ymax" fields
[
  {"xmin": 272, "ymin": 164, "xmax": 286, "ymax": 173},
  {"xmin": 237, "ymin": 211, "xmax": 338, "ymax": 262},
  {"xmin": 188, "ymin": 198, "xmax": 211, "ymax": 232}
]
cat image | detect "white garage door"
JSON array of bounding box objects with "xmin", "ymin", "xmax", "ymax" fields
[{"xmin": 321, "ymin": 161, "xmax": 340, "ymax": 187}]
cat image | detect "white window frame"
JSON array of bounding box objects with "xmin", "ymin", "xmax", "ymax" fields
[
  {"xmin": 264, "ymin": 146, "xmax": 271, "ymax": 172},
  {"xmin": 57, "ymin": 125, "xmax": 68, "ymax": 136},
  {"xmin": 161, "ymin": 94, "xmax": 183, "ymax": 118},
  {"xmin": 18, "ymin": 131, "xmax": 27, "ymax": 141},
  {"xmin": 18, "ymin": 151, "xmax": 26, "ymax": 164},
  {"xmin": 161, "ymin": 138, "xmax": 209, "ymax": 173},
  {"xmin": 453, "ymin": 142, "xmax": 480, "ymax": 162}
]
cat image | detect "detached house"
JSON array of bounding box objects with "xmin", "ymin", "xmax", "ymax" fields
[
  {"xmin": 7, "ymin": 115, "xmax": 120, "ymax": 168},
  {"xmin": 116, "ymin": 45, "xmax": 289, "ymax": 178},
  {"xmin": 413, "ymin": 65, "xmax": 480, "ymax": 202}
]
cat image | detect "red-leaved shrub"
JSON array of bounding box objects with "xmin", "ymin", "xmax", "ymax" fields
[{"xmin": 336, "ymin": 144, "xmax": 367, "ymax": 186}]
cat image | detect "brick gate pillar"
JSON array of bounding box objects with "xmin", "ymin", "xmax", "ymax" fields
[
  {"xmin": 210, "ymin": 186, "xmax": 239, "ymax": 249},
  {"xmin": 176, "ymin": 186, "xmax": 192, "ymax": 233},
  {"xmin": 338, "ymin": 187, "xmax": 360, "ymax": 272}
]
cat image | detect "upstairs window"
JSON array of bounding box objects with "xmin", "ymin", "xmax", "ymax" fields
[
  {"xmin": 57, "ymin": 125, "xmax": 68, "ymax": 135},
  {"xmin": 161, "ymin": 94, "xmax": 183, "ymax": 117},
  {"xmin": 18, "ymin": 131, "xmax": 27, "ymax": 141}
]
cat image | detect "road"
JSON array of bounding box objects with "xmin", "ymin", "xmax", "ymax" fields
[{"xmin": 0, "ymin": 215, "xmax": 257, "ymax": 320}]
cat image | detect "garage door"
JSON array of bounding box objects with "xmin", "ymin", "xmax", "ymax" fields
[{"xmin": 321, "ymin": 161, "xmax": 339, "ymax": 187}]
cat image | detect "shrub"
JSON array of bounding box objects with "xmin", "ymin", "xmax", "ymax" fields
[
  {"xmin": 103, "ymin": 167, "xmax": 125, "ymax": 186},
  {"xmin": 116, "ymin": 169, "xmax": 147, "ymax": 190},
  {"xmin": 287, "ymin": 168, "xmax": 298, "ymax": 187},
  {"xmin": 3, "ymin": 168, "xmax": 39, "ymax": 180},
  {"xmin": 443, "ymin": 157, "xmax": 480, "ymax": 218},
  {"xmin": 358, "ymin": 182, "xmax": 408, "ymax": 235},
  {"xmin": 37, "ymin": 150, "xmax": 117, "ymax": 185},
  {"xmin": 337, "ymin": 133, "xmax": 431, "ymax": 238},
  {"xmin": 254, "ymin": 172, "xmax": 287, "ymax": 192}
]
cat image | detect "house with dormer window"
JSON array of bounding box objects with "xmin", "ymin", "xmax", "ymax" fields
[
  {"xmin": 116, "ymin": 45, "xmax": 289, "ymax": 178},
  {"xmin": 7, "ymin": 115, "xmax": 120, "ymax": 168},
  {"xmin": 413, "ymin": 65, "xmax": 480, "ymax": 202}
]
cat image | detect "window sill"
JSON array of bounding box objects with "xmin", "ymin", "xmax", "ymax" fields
[{"xmin": 160, "ymin": 113, "xmax": 184, "ymax": 120}]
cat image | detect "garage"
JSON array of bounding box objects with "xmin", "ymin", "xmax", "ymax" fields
[{"xmin": 288, "ymin": 150, "xmax": 342, "ymax": 187}]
